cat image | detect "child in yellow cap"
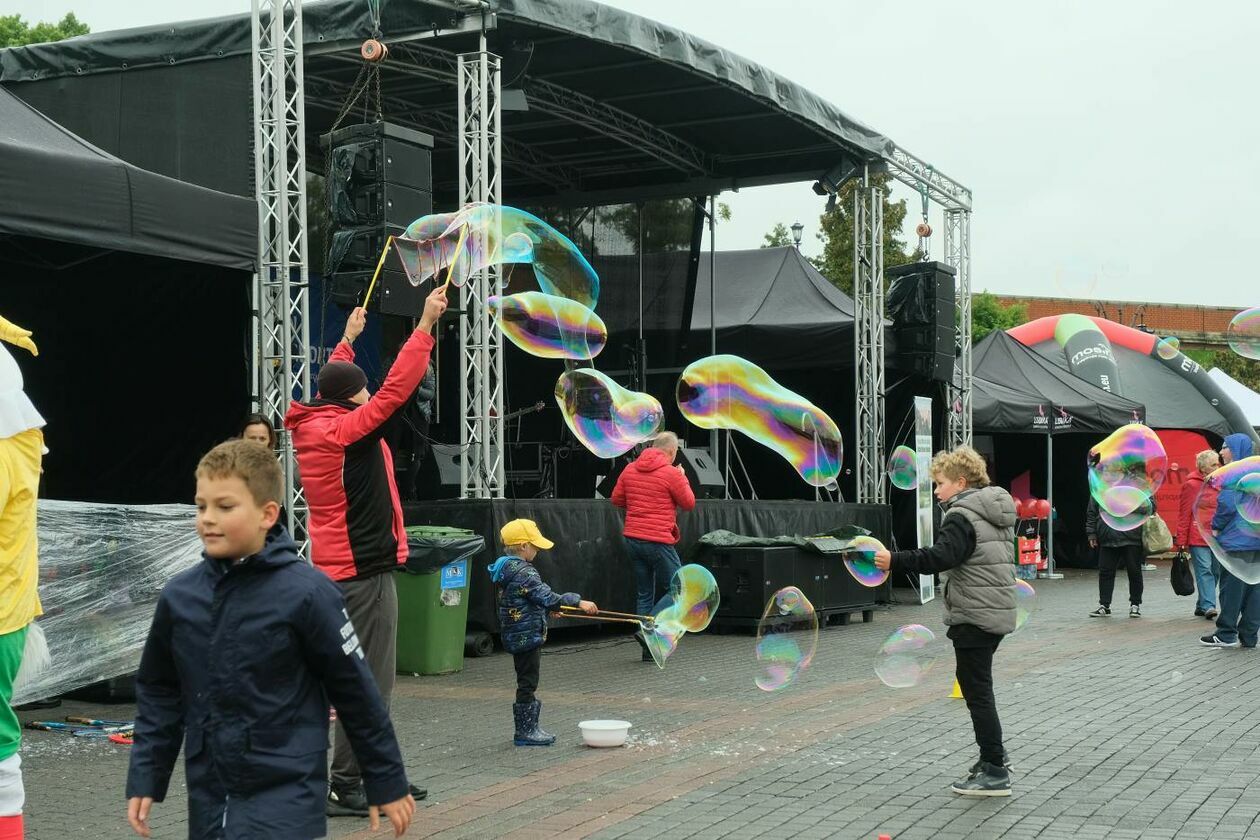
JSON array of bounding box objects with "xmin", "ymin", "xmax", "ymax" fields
[{"xmin": 487, "ymin": 519, "xmax": 596, "ymax": 746}]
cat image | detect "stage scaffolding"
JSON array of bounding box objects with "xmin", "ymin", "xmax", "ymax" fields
[{"xmin": 250, "ymin": 3, "xmax": 973, "ymax": 511}]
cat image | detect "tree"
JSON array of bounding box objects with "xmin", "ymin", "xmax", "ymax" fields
[
  {"xmin": 811, "ymin": 173, "xmax": 919, "ymax": 296},
  {"xmin": 971, "ymin": 291, "xmax": 1028, "ymax": 342},
  {"xmin": 0, "ymin": 12, "xmax": 89, "ymax": 47},
  {"xmin": 762, "ymin": 223, "xmax": 792, "ymax": 248}
]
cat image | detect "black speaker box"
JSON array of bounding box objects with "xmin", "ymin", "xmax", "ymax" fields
[
  {"xmin": 327, "ymin": 268, "xmax": 429, "ymax": 318},
  {"xmin": 677, "ymin": 446, "xmax": 725, "ymax": 499}
]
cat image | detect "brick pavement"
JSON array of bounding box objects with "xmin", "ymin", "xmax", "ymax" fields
[{"xmin": 18, "ymin": 566, "xmax": 1260, "ymax": 840}]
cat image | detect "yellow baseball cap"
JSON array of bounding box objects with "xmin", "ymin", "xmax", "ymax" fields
[{"xmin": 500, "ymin": 518, "xmax": 554, "ymax": 549}]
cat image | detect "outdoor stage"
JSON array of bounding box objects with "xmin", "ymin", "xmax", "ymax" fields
[{"xmin": 402, "ymin": 498, "xmax": 892, "ymax": 635}]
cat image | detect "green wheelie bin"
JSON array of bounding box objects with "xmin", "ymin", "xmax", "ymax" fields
[{"xmin": 395, "ymin": 526, "xmax": 485, "ymax": 676}]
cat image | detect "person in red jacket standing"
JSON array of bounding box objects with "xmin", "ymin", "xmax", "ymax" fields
[
  {"xmin": 285, "ymin": 286, "xmax": 446, "ymax": 817},
  {"xmin": 1176, "ymin": 449, "xmax": 1222, "ymax": 619},
  {"xmin": 611, "ymin": 432, "xmax": 696, "ymax": 660}
]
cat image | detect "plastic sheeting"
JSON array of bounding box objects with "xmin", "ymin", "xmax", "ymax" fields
[{"xmin": 12, "ymin": 500, "xmax": 203, "ymax": 705}]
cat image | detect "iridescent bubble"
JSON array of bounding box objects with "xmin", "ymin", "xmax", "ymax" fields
[
  {"xmin": 875, "ymin": 624, "xmax": 939, "ymax": 688},
  {"xmin": 1227, "ymin": 307, "xmax": 1260, "ymax": 361},
  {"xmin": 843, "ymin": 535, "xmax": 889, "ymax": 588},
  {"xmin": 1087, "ymin": 423, "xmax": 1167, "ymax": 531},
  {"xmin": 639, "ymin": 620, "xmax": 683, "ymax": 670},
  {"xmin": 676, "ymin": 355, "xmax": 842, "ymax": 487},
  {"xmin": 754, "ymin": 587, "xmax": 818, "ymax": 692},
  {"xmin": 887, "ymin": 445, "xmax": 917, "ymax": 491},
  {"xmin": 655, "ymin": 564, "xmax": 721, "ymax": 634},
  {"xmin": 1196, "ymin": 457, "xmax": 1260, "ymax": 584},
  {"xmin": 1156, "ymin": 336, "xmax": 1181, "ymax": 360},
  {"xmin": 393, "ymin": 203, "xmax": 600, "ymax": 308},
  {"xmin": 554, "ymin": 369, "xmax": 664, "ymax": 459},
  {"xmin": 487, "ymin": 292, "xmax": 607, "ymax": 360},
  {"xmin": 1013, "ymin": 580, "xmax": 1037, "ymax": 632}
]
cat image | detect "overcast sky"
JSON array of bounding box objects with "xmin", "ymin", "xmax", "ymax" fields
[{"xmin": 9, "ymin": 0, "xmax": 1259, "ymax": 307}]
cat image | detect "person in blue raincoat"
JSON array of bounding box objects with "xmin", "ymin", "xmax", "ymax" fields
[
  {"xmin": 125, "ymin": 440, "xmax": 414, "ymax": 839},
  {"xmin": 1200, "ymin": 433, "xmax": 1260, "ymax": 649}
]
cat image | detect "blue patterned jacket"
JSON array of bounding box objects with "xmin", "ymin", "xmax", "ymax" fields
[{"xmin": 487, "ymin": 555, "xmax": 580, "ymax": 653}]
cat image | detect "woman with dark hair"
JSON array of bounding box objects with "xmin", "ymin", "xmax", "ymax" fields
[{"xmin": 240, "ymin": 413, "xmax": 278, "ymax": 449}]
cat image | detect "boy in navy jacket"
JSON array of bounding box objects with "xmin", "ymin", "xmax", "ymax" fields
[
  {"xmin": 125, "ymin": 440, "xmax": 414, "ymax": 838},
  {"xmin": 488, "ymin": 519, "xmax": 596, "ymax": 746}
]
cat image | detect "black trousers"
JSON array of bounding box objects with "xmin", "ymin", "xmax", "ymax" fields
[
  {"xmin": 1098, "ymin": 543, "xmax": 1145, "ymax": 607},
  {"xmin": 954, "ymin": 638, "xmax": 1005, "ymax": 766},
  {"xmin": 513, "ymin": 648, "xmax": 541, "ymax": 705}
]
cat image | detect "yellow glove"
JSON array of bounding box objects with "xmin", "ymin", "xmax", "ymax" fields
[{"xmin": 0, "ymin": 314, "xmax": 38, "ymax": 356}]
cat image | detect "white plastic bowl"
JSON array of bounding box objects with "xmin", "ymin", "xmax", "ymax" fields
[{"xmin": 578, "ymin": 719, "xmax": 631, "ymax": 747}]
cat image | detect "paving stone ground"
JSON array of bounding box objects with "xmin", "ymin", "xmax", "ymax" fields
[{"xmin": 18, "ymin": 565, "xmax": 1260, "ymax": 839}]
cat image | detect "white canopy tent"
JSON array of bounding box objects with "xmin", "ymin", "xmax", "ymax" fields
[{"xmin": 1208, "ymin": 368, "xmax": 1260, "ymax": 431}]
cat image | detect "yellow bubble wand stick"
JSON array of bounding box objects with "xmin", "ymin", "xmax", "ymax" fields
[
  {"xmin": 438, "ymin": 224, "xmax": 471, "ymax": 294},
  {"xmin": 360, "ymin": 235, "xmax": 396, "ymax": 309}
]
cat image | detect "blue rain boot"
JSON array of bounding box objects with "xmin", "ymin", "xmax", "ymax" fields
[{"xmin": 513, "ymin": 701, "xmax": 555, "ymax": 746}]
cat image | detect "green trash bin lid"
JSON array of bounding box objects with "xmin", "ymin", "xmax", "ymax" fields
[{"xmin": 405, "ymin": 525, "xmax": 476, "ymax": 538}]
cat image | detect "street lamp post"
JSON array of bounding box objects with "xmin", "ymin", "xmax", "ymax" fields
[{"xmin": 790, "ymin": 221, "xmax": 804, "ymax": 248}]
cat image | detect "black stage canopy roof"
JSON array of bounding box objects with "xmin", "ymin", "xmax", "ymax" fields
[
  {"xmin": 0, "ymin": 0, "xmax": 894, "ymax": 205},
  {"xmin": 972, "ymin": 330, "xmax": 1146, "ymax": 435},
  {"xmin": 0, "ymin": 86, "xmax": 254, "ymax": 269}
]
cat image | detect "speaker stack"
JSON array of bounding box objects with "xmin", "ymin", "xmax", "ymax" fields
[
  {"xmin": 321, "ymin": 122, "xmax": 434, "ymax": 317},
  {"xmin": 885, "ymin": 261, "xmax": 957, "ymax": 382}
]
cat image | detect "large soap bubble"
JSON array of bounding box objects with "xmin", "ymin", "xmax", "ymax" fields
[
  {"xmin": 393, "ymin": 204, "xmax": 600, "ymax": 308},
  {"xmin": 874, "ymin": 624, "xmax": 940, "ymax": 688},
  {"xmin": 754, "ymin": 587, "xmax": 818, "ymax": 692},
  {"xmin": 1227, "ymin": 307, "xmax": 1260, "ymax": 361},
  {"xmin": 1087, "ymin": 424, "xmax": 1167, "ymax": 532},
  {"xmin": 1013, "ymin": 580, "xmax": 1037, "ymax": 633},
  {"xmin": 1195, "ymin": 456, "xmax": 1260, "ymax": 584},
  {"xmin": 676, "ymin": 354, "xmax": 842, "ymax": 487},
  {"xmin": 887, "ymin": 445, "xmax": 917, "ymax": 491},
  {"xmin": 843, "ymin": 535, "xmax": 890, "ymax": 588},
  {"xmin": 488, "ymin": 292, "xmax": 607, "ymax": 360},
  {"xmin": 554, "ymin": 369, "xmax": 663, "ymax": 459},
  {"xmin": 639, "ymin": 564, "xmax": 721, "ymax": 669}
]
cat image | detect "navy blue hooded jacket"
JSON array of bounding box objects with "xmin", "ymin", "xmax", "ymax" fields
[
  {"xmin": 125, "ymin": 526, "xmax": 408, "ymax": 840},
  {"xmin": 1213, "ymin": 433, "xmax": 1260, "ymax": 552},
  {"xmin": 487, "ymin": 555, "xmax": 580, "ymax": 654}
]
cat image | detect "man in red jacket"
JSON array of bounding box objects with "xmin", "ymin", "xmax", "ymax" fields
[
  {"xmin": 611, "ymin": 432, "xmax": 696, "ymax": 660},
  {"xmin": 285, "ymin": 286, "xmax": 446, "ymax": 817},
  {"xmin": 1176, "ymin": 449, "xmax": 1221, "ymax": 619}
]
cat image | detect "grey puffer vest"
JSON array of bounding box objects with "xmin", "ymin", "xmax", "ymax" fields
[{"xmin": 941, "ymin": 486, "xmax": 1018, "ymax": 636}]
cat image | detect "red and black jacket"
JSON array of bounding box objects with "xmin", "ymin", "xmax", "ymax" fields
[{"xmin": 285, "ymin": 330, "xmax": 435, "ymax": 582}]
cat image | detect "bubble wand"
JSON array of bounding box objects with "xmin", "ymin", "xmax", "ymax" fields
[
  {"xmin": 557, "ymin": 605, "xmax": 655, "ymax": 622},
  {"xmin": 438, "ymin": 224, "xmax": 471, "ymax": 294},
  {"xmin": 360, "ymin": 234, "xmax": 396, "ymax": 309}
]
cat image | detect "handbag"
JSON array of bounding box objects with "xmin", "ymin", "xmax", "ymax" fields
[
  {"xmin": 1142, "ymin": 512, "xmax": 1174, "ymax": 555},
  {"xmin": 1170, "ymin": 550, "xmax": 1196, "ymax": 597}
]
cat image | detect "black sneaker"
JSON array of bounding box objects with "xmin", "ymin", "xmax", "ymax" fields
[
  {"xmin": 1200, "ymin": 634, "xmax": 1240, "ymax": 648},
  {"xmin": 1088, "ymin": 605, "xmax": 1111, "ymax": 618},
  {"xmin": 952, "ymin": 761, "xmax": 1011, "ymax": 797},
  {"xmin": 1129, "ymin": 605, "xmax": 1141, "ymax": 618},
  {"xmin": 1205, "ymin": 608, "xmax": 1219, "ymax": 620},
  {"xmin": 409, "ymin": 783, "xmax": 428, "ymax": 801},
  {"xmin": 1194, "ymin": 607, "xmax": 1206, "ymax": 617},
  {"xmin": 327, "ymin": 784, "xmax": 370, "ymax": 817}
]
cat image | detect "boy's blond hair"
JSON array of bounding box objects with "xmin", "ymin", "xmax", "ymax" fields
[
  {"xmin": 930, "ymin": 445, "xmax": 991, "ymax": 488},
  {"xmin": 196, "ymin": 439, "xmax": 282, "ymax": 506}
]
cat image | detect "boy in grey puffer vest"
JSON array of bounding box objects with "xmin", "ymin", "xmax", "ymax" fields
[{"xmin": 875, "ymin": 446, "xmax": 1017, "ymax": 797}]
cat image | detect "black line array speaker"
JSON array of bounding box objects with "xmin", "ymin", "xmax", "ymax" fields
[
  {"xmin": 322, "ymin": 122, "xmax": 434, "ymax": 317},
  {"xmin": 886, "ymin": 261, "xmax": 957, "ymax": 382}
]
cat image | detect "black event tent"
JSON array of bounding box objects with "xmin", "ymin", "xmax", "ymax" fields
[
  {"xmin": 0, "ymin": 86, "xmax": 254, "ymax": 270},
  {"xmin": 972, "ymin": 330, "xmax": 1146, "ymax": 434}
]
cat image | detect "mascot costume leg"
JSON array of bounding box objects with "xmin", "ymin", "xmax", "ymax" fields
[{"xmin": 0, "ymin": 315, "xmax": 47, "ymax": 840}]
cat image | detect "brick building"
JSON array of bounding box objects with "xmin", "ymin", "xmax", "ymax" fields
[{"xmin": 994, "ymin": 295, "xmax": 1244, "ymax": 351}]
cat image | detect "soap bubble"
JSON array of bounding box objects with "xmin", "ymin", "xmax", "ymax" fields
[
  {"xmin": 843, "ymin": 535, "xmax": 889, "ymax": 588},
  {"xmin": 554, "ymin": 369, "xmax": 663, "ymax": 459},
  {"xmin": 887, "ymin": 445, "xmax": 918, "ymax": 491},
  {"xmin": 1195, "ymin": 457, "xmax": 1260, "ymax": 584},
  {"xmin": 488, "ymin": 292, "xmax": 607, "ymax": 360},
  {"xmin": 754, "ymin": 587, "xmax": 818, "ymax": 692},
  {"xmin": 393, "ymin": 204, "xmax": 600, "ymax": 307},
  {"xmin": 1155, "ymin": 336, "xmax": 1181, "ymax": 360},
  {"xmin": 1087, "ymin": 424, "xmax": 1167, "ymax": 531},
  {"xmin": 875, "ymin": 624, "xmax": 939, "ymax": 688},
  {"xmin": 676, "ymin": 354, "xmax": 841, "ymax": 487},
  {"xmin": 1227, "ymin": 307, "xmax": 1260, "ymax": 361},
  {"xmin": 1013, "ymin": 580, "xmax": 1037, "ymax": 632},
  {"xmin": 639, "ymin": 565, "xmax": 721, "ymax": 669}
]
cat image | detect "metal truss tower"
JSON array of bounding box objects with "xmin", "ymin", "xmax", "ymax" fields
[
  {"xmin": 943, "ymin": 208, "xmax": 973, "ymax": 448},
  {"xmin": 853, "ymin": 166, "xmax": 886, "ymax": 504},
  {"xmin": 251, "ymin": 0, "xmax": 311, "ymax": 550},
  {"xmin": 883, "ymin": 144, "xmax": 974, "ymax": 451},
  {"xmin": 457, "ymin": 40, "xmax": 505, "ymax": 499}
]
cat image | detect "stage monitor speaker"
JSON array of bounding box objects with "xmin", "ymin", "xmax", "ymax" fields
[
  {"xmin": 886, "ymin": 261, "xmax": 957, "ymax": 383},
  {"xmin": 322, "ymin": 122, "xmax": 434, "ymax": 318},
  {"xmin": 677, "ymin": 446, "xmax": 725, "ymax": 499}
]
